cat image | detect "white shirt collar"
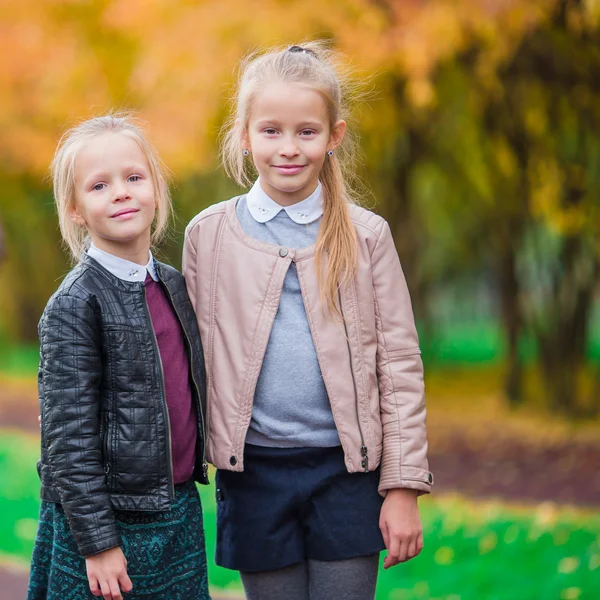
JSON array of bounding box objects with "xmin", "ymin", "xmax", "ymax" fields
[
  {"xmin": 87, "ymin": 244, "xmax": 158, "ymax": 283},
  {"xmin": 246, "ymin": 179, "xmax": 323, "ymax": 224}
]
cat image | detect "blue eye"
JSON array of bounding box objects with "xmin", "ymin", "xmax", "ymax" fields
[
  {"xmin": 128, "ymin": 175, "xmax": 141, "ymax": 182},
  {"xmin": 300, "ymin": 130, "xmax": 315, "ymax": 136},
  {"xmin": 92, "ymin": 183, "xmax": 106, "ymax": 191},
  {"xmin": 264, "ymin": 128, "xmax": 278, "ymax": 135}
]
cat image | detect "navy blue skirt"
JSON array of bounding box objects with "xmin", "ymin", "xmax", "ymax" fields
[
  {"xmin": 27, "ymin": 480, "xmax": 210, "ymax": 599},
  {"xmin": 216, "ymin": 444, "xmax": 385, "ymax": 572}
]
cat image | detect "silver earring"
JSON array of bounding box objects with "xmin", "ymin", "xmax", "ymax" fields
[
  {"xmin": 327, "ymin": 149, "xmax": 334, "ymax": 157},
  {"xmin": 243, "ymin": 149, "xmax": 249, "ymax": 156}
]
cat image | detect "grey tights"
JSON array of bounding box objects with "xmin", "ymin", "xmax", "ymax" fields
[{"xmin": 240, "ymin": 554, "xmax": 380, "ymax": 600}]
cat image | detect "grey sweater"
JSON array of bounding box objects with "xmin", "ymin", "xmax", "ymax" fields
[{"xmin": 236, "ymin": 196, "xmax": 340, "ymax": 448}]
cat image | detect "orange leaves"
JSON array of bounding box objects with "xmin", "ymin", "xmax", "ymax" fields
[{"xmin": 0, "ymin": 0, "xmax": 565, "ymax": 176}]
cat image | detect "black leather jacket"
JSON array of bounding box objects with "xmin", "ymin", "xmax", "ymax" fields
[{"xmin": 37, "ymin": 253, "xmax": 208, "ymax": 557}]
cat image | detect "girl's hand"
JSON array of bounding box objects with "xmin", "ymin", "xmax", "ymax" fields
[
  {"xmin": 379, "ymin": 488, "xmax": 423, "ymax": 568},
  {"xmin": 85, "ymin": 546, "xmax": 132, "ymax": 599}
]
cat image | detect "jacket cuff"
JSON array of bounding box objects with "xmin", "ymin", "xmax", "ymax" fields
[
  {"xmin": 79, "ymin": 532, "xmax": 121, "ymax": 558},
  {"xmin": 378, "ymin": 465, "xmax": 434, "ymax": 497}
]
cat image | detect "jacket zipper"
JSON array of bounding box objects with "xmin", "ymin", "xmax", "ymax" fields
[
  {"xmin": 338, "ymin": 288, "xmax": 369, "ymax": 472},
  {"xmin": 102, "ymin": 412, "xmax": 110, "ymax": 480},
  {"xmin": 158, "ymin": 280, "xmax": 209, "ymax": 482},
  {"xmin": 143, "ymin": 285, "xmax": 175, "ymax": 503}
]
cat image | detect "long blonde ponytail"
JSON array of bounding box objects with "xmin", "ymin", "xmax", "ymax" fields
[{"xmin": 317, "ymin": 149, "xmax": 358, "ymax": 315}]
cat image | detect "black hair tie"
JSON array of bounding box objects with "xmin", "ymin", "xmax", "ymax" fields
[{"xmin": 288, "ymin": 45, "xmax": 317, "ymax": 57}]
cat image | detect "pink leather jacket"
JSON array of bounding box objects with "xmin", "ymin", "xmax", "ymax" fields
[{"xmin": 183, "ymin": 197, "xmax": 432, "ymax": 495}]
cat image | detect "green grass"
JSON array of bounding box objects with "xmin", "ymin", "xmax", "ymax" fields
[
  {"xmin": 1, "ymin": 430, "xmax": 598, "ymax": 600},
  {"xmin": 420, "ymin": 321, "xmax": 600, "ymax": 365},
  {"xmin": 0, "ymin": 431, "xmax": 41, "ymax": 561},
  {"xmin": 0, "ymin": 343, "xmax": 39, "ymax": 377}
]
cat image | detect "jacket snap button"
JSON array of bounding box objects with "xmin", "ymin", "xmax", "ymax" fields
[
  {"xmin": 216, "ymin": 488, "xmax": 224, "ymax": 501},
  {"xmin": 229, "ymin": 455, "xmax": 237, "ymax": 466},
  {"xmin": 361, "ymin": 459, "xmax": 367, "ymax": 469},
  {"xmin": 279, "ymin": 247, "xmax": 289, "ymax": 258}
]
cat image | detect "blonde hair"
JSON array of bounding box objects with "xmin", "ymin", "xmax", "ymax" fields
[
  {"xmin": 221, "ymin": 41, "xmax": 360, "ymax": 316},
  {"xmin": 51, "ymin": 113, "xmax": 171, "ymax": 263}
]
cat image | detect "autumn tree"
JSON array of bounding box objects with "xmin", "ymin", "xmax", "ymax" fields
[{"xmin": 1, "ymin": 0, "xmax": 598, "ymax": 415}]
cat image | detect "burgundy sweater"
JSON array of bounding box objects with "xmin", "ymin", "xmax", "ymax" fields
[{"xmin": 145, "ymin": 274, "xmax": 197, "ymax": 484}]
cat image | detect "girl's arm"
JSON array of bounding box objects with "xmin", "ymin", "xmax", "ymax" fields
[
  {"xmin": 371, "ymin": 220, "xmax": 431, "ymax": 494},
  {"xmin": 39, "ymin": 294, "xmax": 119, "ymax": 557},
  {"xmin": 182, "ymin": 222, "xmax": 199, "ymax": 312},
  {"xmin": 370, "ymin": 220, "xmax": 432, "ymax": 567}
]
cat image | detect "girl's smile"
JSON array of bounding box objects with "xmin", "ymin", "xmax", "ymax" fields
[
  {"xmin": 271, "ymin": 164, "xmax": 307, "ymax": 175},
  {"xmin": 112, "ymin": 208, "xmax": 140, "ymax": 219},
  {"xmin": 111, "ymin": 207, "xmax": 140, "ymax": 219}
]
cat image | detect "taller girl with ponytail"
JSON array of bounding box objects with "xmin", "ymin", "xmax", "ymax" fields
[{"xmin": 184, "ymin": 41, "xmax": 432, "ymax": 600}]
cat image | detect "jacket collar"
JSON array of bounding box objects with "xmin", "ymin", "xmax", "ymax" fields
[
  {"xmin": 246, "ymin": 178, "xmax": 323, "ymax": 225},
  {"xmin": 87, "ymin": 244, "xmax": 158, "ymax": 283}
]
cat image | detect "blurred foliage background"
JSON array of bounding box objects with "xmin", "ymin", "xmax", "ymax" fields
[{"xmin": 0, "ymin": 0, "xmax": 599, "ymax": 599}]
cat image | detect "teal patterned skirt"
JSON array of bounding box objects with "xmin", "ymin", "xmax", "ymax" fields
[{"xmin": 27, "ymin": 480, "xmax": 210, "ymax": 600}]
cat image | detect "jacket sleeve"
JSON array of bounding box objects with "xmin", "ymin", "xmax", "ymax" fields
[
  {"xmin": 182, "ymin": 222, "xmax": 199, "ymax": 312},
  {"xmin": 39, "ymin": 294, "xmax": 120, "ymax": 557},
  {"xmin": 371, "ymin": 220, "xmax": 433, "ymax": 495}
]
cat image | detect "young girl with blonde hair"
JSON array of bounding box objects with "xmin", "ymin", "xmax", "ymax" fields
[
  {"xmin": 28, "ymin": 115, "xmax": 210, "ymax": 600},
  {"xmin": 184, "ymin": 42, "xmax": 433, "ymax": 599}
]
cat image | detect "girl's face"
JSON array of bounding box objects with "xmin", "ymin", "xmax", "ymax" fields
[
  {"xmin": 242, "ymin": 81, "xmax": 346, "ymax": 206},
  {"xmin": 71, "ymin": 132, "xmax": 157, "ymax": 262}
]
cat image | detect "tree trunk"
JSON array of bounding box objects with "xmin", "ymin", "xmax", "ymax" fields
[
  {"xmin": 497, "ymin": 241, "xmax": 524, "ymax": 405},
  {"xmin": 536, "ymin": 236, "xmax": 598, "ymax": 416}
]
